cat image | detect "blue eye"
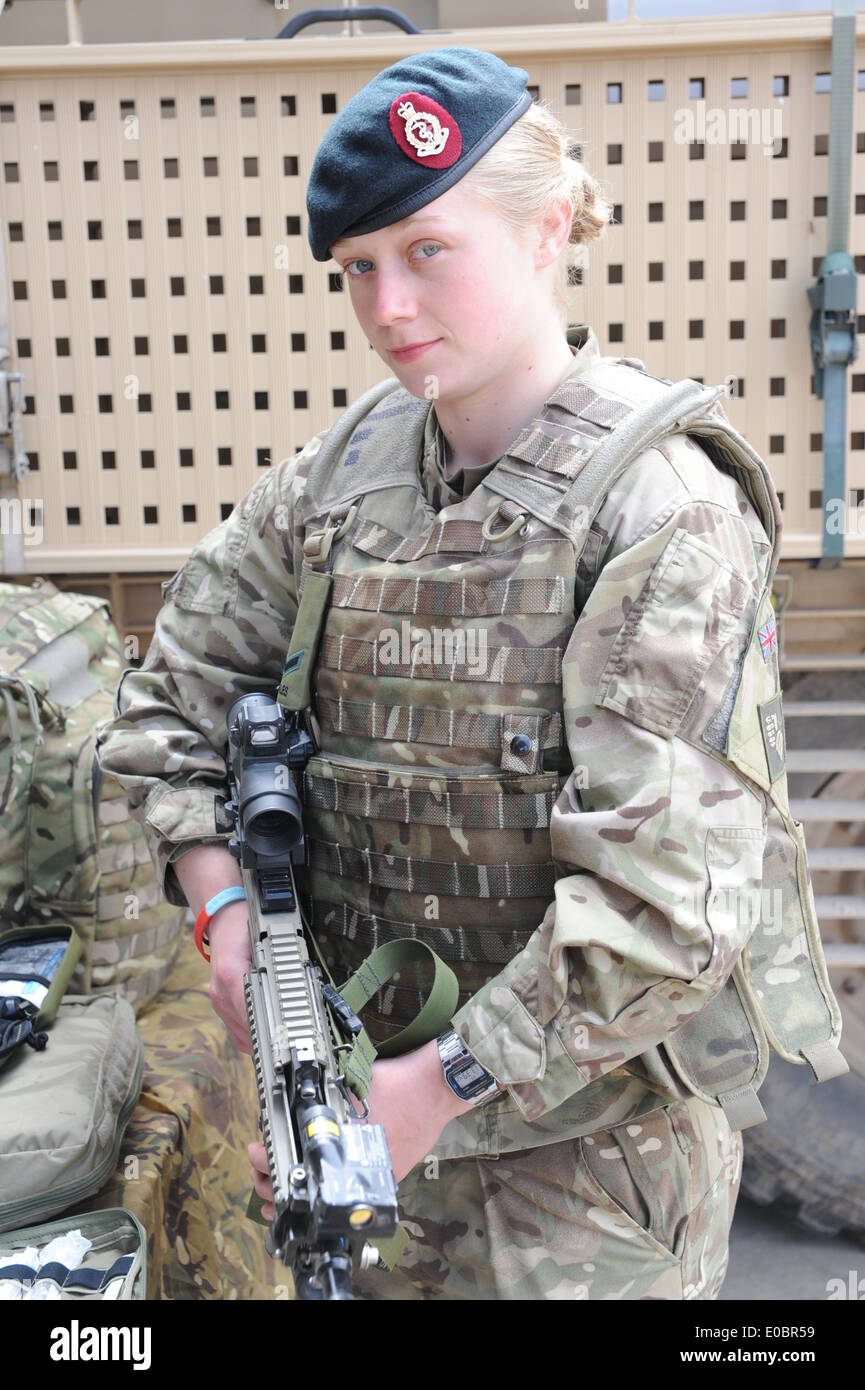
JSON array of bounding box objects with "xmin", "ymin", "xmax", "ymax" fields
[{"xmin": 342, "ymin": 243, "xmax": 442, "ymax": 279}]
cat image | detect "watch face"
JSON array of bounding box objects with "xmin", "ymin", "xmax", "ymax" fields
[
  {"xmin": 451, "ymin": 1057, "xmax": 495, "ymax": 1100},
  {"xmin": 439, "ymin": 1030, "xmax": 497, "ymax": 1102},
  {"xmin": 456, "ymin": 1060, "xmax": 486, "ymax": 1090}
]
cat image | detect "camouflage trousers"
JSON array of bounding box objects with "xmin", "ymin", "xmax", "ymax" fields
[{"xmin": 353, "ymin": 1095, "xmax": 743, "ymax": 1301}]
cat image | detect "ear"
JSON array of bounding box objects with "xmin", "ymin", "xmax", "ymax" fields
[{"xmin": 534, "ymin": 196, "xmax": 572, "ymax": 270}]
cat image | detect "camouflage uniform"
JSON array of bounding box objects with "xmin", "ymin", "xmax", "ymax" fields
[
  {"xmin": 352, "ymin": 1095, "xmax": 742, "ymax": 1300},
  {"xmin": 97, "ymin": 327, "xmax": 767, "ymax": 1299}
]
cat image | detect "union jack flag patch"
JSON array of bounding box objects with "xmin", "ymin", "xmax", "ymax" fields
[{"xmin": 758, "ymin": 615, "xmax": 777, "ymax": 661}]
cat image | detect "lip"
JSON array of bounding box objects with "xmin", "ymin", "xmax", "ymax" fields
[{"xmin": 390, "ymin": 339, "xmax": 439, "ymax": 362}]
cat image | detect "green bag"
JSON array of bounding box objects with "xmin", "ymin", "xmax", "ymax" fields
[
  {"xmin": 0, "ymin": 923, "xmax": 82, "ymax": 1067},
  {"xmin": 0, "ymin": 578, "xmax": 186, "ymax": 1014},
  {"xmin": 0, "ymin": 992, "xmax": 143, "ymax": 1234},
  {"xmin": 0, "ymin": 1207, "xmax": 147, "ymax": 1301}
]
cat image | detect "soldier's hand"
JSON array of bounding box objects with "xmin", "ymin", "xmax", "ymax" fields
[
  {"xmin": 357, "ymin": 1040, "xmax": 474, "ymax": 1182},
  {"xmin": 207, "ymin": 901, "xmax": 253, "ymax": 1053},
  {"xmin": 248, "ymin": 1140, "xmax": 274, "ymax": 1221}
]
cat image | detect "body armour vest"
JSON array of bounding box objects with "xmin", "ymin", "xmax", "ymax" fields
[{"xmin": 281, "ymin": 352, "xmax": 848, "ymax": 1132}]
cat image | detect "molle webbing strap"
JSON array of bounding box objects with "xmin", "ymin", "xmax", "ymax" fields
[
  {"xmin": 95, "ymin": 877, "xmax": 161, "ymax": 921},
  {"xmin": 93, "ymin": 960, "xmax": 181, "ymax": 1013},
  {"xmin": 509, "ymin": 427, "xmax": 594, "ymax": 482},
  {"xmin": 351, "ymin": 516, "xmax": 495, "ymax": 561},
  {"xmin": 302, "ymin": 772, "xmax": 558, "ymax": 830},
  {"xmin": 277, "ymin": 570, "xmax": 333, "ymax": 715},
  {"xmin": 558, "ymin": 375, "xmax": 775, "ymax": 549},
  {"xmin": 508, "ymin": 398, "xmax": 628, "ymax": 483},
  {"xmin": 552, "ymin": 377, "xmax": 635, "ymax": 428},
  {"xmin": 319, "ymin": 632, "xmax": 563, "ymax": 685},
  {"xmin": 482, "ymin": 374, "xmax": 730, "ymax": 539},
  {"xmin": 311, "ymin": 900, "xmax": 538, "ymax": 968},
  {"xmin": 90, "ymin": 914, "xmax": 180, "ymax": 964},
  {"xmin": 308, "ymin": 838, "xmax": 556, "ymax": 899},
  {"xmin": 316, "ymin": 697, "xmax": 561, "ymax": 751},
  {"xmin": 330, "ymin": 573, "xmax": 568, "ymax": 618},
  {"xmin": 96, "ymin": 828, "xmax": 151, "ymax": 876}
]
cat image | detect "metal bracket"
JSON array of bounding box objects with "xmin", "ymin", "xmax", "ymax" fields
[
  {"xmin": 0, "ymin": 371, "xmax": 30, "ymax": 482},
  {"xmin": 273, "ymin": 7, "xmax": 422, "ymax": 38}
]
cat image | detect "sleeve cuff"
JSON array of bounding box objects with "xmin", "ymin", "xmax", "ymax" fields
[
  {"xmin": 139, "ymin": 785, "xmax": 234, "ymax": 907},
  {"xmin": 452, "ymin": 982, "xmax": 592, "ymax": 1124}
]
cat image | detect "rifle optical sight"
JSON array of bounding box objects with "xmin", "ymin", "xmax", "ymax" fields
[{"xmin": 226, "ymin": 694, "xmax": 314, "ymax": 859}]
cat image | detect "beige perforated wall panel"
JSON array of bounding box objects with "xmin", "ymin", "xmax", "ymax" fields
[{"xmin": 1, "ymin": 13, "xmax": 864, "ymax": 572}]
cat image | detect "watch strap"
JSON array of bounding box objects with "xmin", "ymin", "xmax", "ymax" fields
[{"xmin": 437, "ymin": 1027, "xmax": 500, "ymax": 1106}]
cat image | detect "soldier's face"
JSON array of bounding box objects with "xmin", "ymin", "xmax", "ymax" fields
[{"xmin": 330, "ymin": 182, "xmax": 552, "ymax": 402}]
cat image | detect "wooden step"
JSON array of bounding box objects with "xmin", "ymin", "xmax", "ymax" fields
[
  {"xmin": 786, "ymin": 749, "xmax": 865, "ymax": 773},
  {"xmin": 813, "ymin": 895, "xmax": 865, "ymax": 919},
  {"xmin": 823, "ymin": 942, "xmax": 865, "ymax": 968},
  {"xmin": 807, "ymin": 847, "xmax": 865, "ymax": 871},
  {"xmin": 783, "ymin": 701, "xmax": 865, "ymax": 716},
  {"xmin": 781, "ymin": 607, "xmax": 865, "ymax": 620},
  {"xmin": 790, "ymin": 799, "xmax": 865, "ymax": 821},
  {"xmin": 782, "ymin": 654, "xmax": 865, "ymax": 671}
]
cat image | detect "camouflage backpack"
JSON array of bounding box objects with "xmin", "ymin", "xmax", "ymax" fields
[
  {"xmin": 0, "ymin": 579, "xmax": 186, "ymax": 1012},
  {"xmin": 281, "ymin": 350, "xmax": 848, "ymax": 1131}
]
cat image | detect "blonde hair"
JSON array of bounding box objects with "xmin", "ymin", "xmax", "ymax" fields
[{"xmin": 457, "ymin": 100, "xmax": 614, "ymax": 326}]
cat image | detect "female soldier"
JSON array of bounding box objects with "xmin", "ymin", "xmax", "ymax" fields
[{"xmin": 98, "ymin": 46, "xmax": 768, "ymax": 1300}]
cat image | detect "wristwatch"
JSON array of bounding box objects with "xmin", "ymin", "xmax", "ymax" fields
[{"xmin": 436, "ymin": 1027, "xmax": 502, "ymax": 1106}]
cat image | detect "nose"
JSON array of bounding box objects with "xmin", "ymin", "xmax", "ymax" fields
[{"xmin": 368, "ymin": 262, "xmax": 418, "ymax": 329}]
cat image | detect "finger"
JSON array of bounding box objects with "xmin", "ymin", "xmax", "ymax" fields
[
  {"xmin": 219, "ymin": 1011, "xmax": 250, "ymax": 1054},
  {"xmin": 210, "ymin": 991, "xmax": 252, "ymax": 1053},
  {"xmin": 249, "ymin": 1163, "xmax": 274, "ymax": 1202},
  {"xmin": 248, "ymin": 1140, "xmax": 267, "ymax": 1169}
]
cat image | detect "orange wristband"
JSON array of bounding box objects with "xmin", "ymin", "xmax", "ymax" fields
[{"xmin": 193, "ymin": 886, "xmax": 247, "ymax": 963}]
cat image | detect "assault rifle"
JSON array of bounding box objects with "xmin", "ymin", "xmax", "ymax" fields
[{"xmin": 224, "ymin": 692, "xmax": 399, "ymax": 1300}]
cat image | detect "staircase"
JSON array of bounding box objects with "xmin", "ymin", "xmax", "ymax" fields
[
  {"xmin": 775, "ymin": 567, "xmax": 865, "ymax": 971},
  {"xmin": 739, "ymin": 564, "xmax": 865, "ymax": 1232}
]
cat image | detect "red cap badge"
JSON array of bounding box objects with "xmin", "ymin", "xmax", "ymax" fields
[{"xmin": 388, "ymin": 91, "xmax": 462, "ymax": 169}]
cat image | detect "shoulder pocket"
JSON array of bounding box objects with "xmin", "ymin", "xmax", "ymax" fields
[
  {"xmin": 168, "ymin": 556, "xmax": 230, "ymax": 615},
  {"xmin": 596, "ymin": 528, "xmax": 748, "ymax": 739},
  {"xmin": 164, "ymin": 471, "xmax": 283, "ymax": 618}
]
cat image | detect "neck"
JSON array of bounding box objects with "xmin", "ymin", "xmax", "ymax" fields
[{"xmin": 435, "ymin": 333, "xmax": 577, "ymax": 479}]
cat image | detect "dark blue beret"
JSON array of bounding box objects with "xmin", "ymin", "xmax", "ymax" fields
[{"xmin": 306, "ymin": 47, "xmax": 533, "ymax": 262}]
